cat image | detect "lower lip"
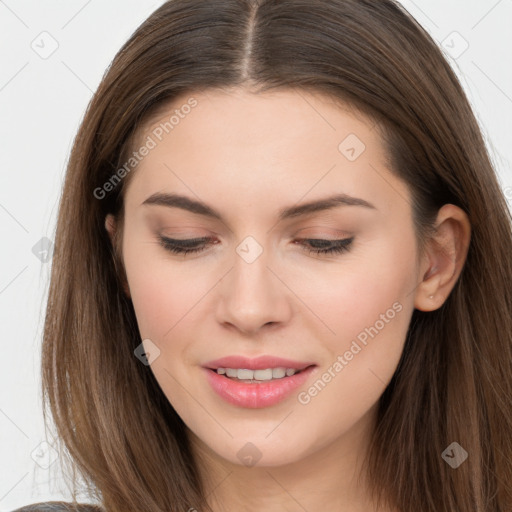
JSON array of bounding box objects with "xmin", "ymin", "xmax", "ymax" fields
[{"xmin": 203, "ymin": 366, "xmax": 317, "ymax": 409}]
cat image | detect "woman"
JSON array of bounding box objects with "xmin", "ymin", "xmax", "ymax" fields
[{"xmin": 14, "ymin": 0, "xmax": 512, "ymax": 511}]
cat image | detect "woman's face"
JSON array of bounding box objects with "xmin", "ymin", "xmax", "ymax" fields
[{"xmin": 112, "ymin": 87, "xmax": 424, "ymax": 468}]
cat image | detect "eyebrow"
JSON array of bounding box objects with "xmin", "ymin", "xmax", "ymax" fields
[{"xmin": 141, "ymin": 192, "xmax": 376, "ymax": 221}]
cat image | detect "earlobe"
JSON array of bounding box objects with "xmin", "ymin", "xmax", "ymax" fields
[{"xmin": 414, "ymin": 204, "xmax": 471, "ymax": 312}]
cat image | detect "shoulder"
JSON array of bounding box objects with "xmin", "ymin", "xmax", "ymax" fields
[{"xmin": 11, "ymin": 502, "xmax": 104, "ymax": 512}]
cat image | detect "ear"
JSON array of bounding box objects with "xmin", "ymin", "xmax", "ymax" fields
[
  {"xmin": 104, "ymin": 214, "xmax": 131, "ymax": 299},
  {"xmin": 105, "ymin": 213, "xmax": 116, "ymax": 243},
  {"xmin": 414, "ymin": 204, "xmax": 471, "ymax": 312}
]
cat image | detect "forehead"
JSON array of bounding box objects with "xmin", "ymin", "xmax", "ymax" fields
[{"xmin": 122, "ymin": 87, "xmax": 410, "ymax": 220}]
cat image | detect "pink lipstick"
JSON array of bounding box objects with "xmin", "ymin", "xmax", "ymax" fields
[{"xmin": 203, "ymin": 355, "xmax": 317, "ymax": 408}]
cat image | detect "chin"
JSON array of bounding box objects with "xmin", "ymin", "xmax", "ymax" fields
[{"xmin": 204, "ymin": 434, "xmax": 313, "ymax": 469}]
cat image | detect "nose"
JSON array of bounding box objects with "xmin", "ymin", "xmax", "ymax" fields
[{"xmin": 215, "ymin": 244, "xmax": 293, "ymax": 335}]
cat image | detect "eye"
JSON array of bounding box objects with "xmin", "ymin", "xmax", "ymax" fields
[
  {"xmin": 295, "ymin": 237, "xmax": 354, "ymax": 256},
  {"xmin": 158, "ymin": 236, "xmax": 215, "ymax": 255},
  {"xmin": 158, "ymin": 236, "xmax": 354, "ymax": 256}
]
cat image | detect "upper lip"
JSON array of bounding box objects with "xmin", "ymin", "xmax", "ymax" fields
[{"xmin": 203, "ymin": 355, "xmax": 316, "ymax": 371}]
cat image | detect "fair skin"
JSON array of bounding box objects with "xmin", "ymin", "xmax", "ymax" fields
[{"xmin": 105, "ymin": 87, "xmax": 470, "ymax": 512}]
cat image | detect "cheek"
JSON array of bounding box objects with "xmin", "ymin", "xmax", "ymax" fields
[
  {"xmin": 122, "ymin": 240, "xmax": 197, "ymax": 340},
  {"xmin": 304, "ymin": 234, "xmax": 416, "ymax": 344},
  {"xmin": 291, "ymin": 288, "xmax": 413, "ymax": 450},
  {"xmin": 299, "ymin": 231, "xmax": 417, "ymax": 400}
]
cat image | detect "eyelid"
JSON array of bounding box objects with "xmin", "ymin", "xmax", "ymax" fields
[
  {"xmin": 294, "ymin": 226, "xmax": 352, "ymax": 237},
  {"xmin": 158, "ymin": 234, "xmax": 354, "ymax": 257}
]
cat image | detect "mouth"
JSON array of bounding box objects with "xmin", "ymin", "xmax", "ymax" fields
[
  {"xmin": 202, "ymin": 356, "xmax": 318, "ymax": 408},
  {"xmin": 207, "ymin": 365, "xmax": 315, "ymax": 383},
  {"xmin": 203, "ymin": 355, "xmax": 315, "ymax": 372}
]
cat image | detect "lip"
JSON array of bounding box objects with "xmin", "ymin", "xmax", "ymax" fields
[
  {"xmin": 203, "ymin": 364, "xmax": 318, "ymax": 409},
  {"xmin": 203, "ymin": 355, "xmax": 316, "ymax": 371}
]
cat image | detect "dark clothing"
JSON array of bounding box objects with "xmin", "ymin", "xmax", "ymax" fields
[{"xmin": 11, "ymin": 502, "xmax": 103, "ymax": 512}]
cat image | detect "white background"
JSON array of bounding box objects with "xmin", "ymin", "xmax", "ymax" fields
[{"xmin": 1, "ymin": 0, "xmax": 511, "ymax": 510}]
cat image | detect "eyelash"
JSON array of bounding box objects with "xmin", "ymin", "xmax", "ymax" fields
[{"xmin": 158, "ymin": 236, "xmax": 354, "ymax": 257}]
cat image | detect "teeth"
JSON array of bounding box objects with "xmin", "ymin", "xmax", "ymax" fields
[
  {"xmin": 272, "ymin": 367, "xmax": 286, "ymax": 379},
  {"xmin": 216, "ymin": 367, "xmax": 300, "ymax": 381}
]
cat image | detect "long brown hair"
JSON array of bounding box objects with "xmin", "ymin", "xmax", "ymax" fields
[{"xmin": 42, "ymin": 0, "xmax": 512, "ymax": 511}]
